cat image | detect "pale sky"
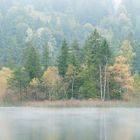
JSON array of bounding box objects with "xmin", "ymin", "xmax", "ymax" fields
[{"xmin": 114, "ymin": 0, "xmax": 122, "ymax": 6}]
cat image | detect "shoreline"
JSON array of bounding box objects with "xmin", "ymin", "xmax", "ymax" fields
[
  {"xmin": 1, "ymin": 100, "xmax": 140, "ymax": 108},
  {"xmin": 20, "ymin": 100, "xmax": 140, "ymax": 108}
]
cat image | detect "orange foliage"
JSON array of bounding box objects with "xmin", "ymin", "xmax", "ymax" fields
[
  {"xmin": 42, "ymin": 67, "xmax": 62, "ymax": 100},
  {"xmin": 0, "ymin": 67, "xmax": 12, "ymax": 99},
  {"xmin": 108, "ymin": 55, "xmax": 134, "ymax": 100},
  {"xmin": 43, "ymin": 67, "xmax": 61, "ymax": 87},
  {"xmin": 30, "ymin": 78, "xmax": 40, "ymax": 87}
]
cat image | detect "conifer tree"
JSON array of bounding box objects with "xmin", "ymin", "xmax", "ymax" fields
[
  {"xmin": 8, "ymin": 67, "xmax": 29, "ymax": 101},
  {"xmin": 42, "ymin": 43, "xmax": 49, "ymax": 70},
  {"xmin": 84, "ymin": 29, "xmax": 111, "ymax": 100},
  {"xmin": 58, "ymin": 39, "xmax": 69, "ymax": 77},
  {"xmin": 24, "ymin": 42, "xmax": 41, "ymax": 80},
  {"xmin": 68, "ymin": 39, "xmax": 81, "ymax": 68}
]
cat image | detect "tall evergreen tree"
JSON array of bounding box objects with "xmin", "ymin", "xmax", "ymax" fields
[
  {"xmin": 79, "ymin": 45, "xmax": 97, "ymax": 99},
  {"xmin": 84, "ymin": 29, "xmax": 111, "ymax": 100},
  {"xmin": 8, "ymin": 67, "xmax": 29, "ymax": 101},
  {"xmin": 68, "ymin": 39, "xmax": 81, "ymax": 67},
  {"xmin": 65, "ymin": 40, "xmax": 81, "ymax": 99},
  {"xmin": 58, "ymin": 39, "xmax": 69, "ymax": 77},
  {"xmin": 24, "ymin": 42, "xmax": 41, "ymax": 80},
  {"xmin": 42, "ymin": 43, "xmax": 49, "ymax": 70}
]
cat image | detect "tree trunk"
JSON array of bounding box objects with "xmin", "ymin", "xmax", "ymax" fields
[
  {"xmin": 63, "ymin": 84, "xmax": 68, "ymax": 99},
  {"xmin": 25, "ymin": 87, "xmax": 28, "ymax": 99},
  {"xmin": 45, "ymin": 86, "xmax": 48, "ymax": 100},
  {"xmin": 35, "ymin": 88, "xmax": 38, "ymax": 101},
  {"xmin": 49, "ymin": 88, "xmax": 51, "ymax": 101},
  {"xmin": 19, "ymin": 81, "xmax": 22, "ymax": 101},
  {"xmin": 99, "ymin": 64, "xmax": 103, "ymax": 100},
  {"xmin": 106, "ymin": 71, "xmax": 110, "ymax": 100},
  {"xmin": 71, "ymin": 72, "xmax": 76, "ymax": 99},
  {"xmin": 103, "ymin": 64, "xmax": 107, "ymax": 101}
]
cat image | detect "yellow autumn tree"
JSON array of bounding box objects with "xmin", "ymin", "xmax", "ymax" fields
[
  {"xmin": 119, "ymin": 40, "xmax": 135, "ymax": 65},
  {"xmin": 0, "ymin": 67, "xmax": 12, "ymax": 100},
  {"xmin": 30, "ymin": 78, "xmax": 40, "ymax": 87},
  {"xmin": 108, "ymin": 56, "xmax": 134, "ymax": 100},
  {"xmin": 42, "ymin": 67, "xmax": 62, "ymax": 100}
]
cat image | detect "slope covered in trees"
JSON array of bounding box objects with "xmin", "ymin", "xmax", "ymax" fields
[
  {"xmin": 0, "ymin": 0, "xmax": 139, "ymax": 70},
  {"xmin": 0, "ymin": 29, "xmax": 135, "ymax": 102},
  {"xmin": 0, "ymin": 0, "xmax": 140, "ymax": 102}
]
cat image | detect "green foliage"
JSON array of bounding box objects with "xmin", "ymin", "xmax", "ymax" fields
[
  {"xmin": 58, "ymin": 39, "xmax": 69, "ymax": 77},
  {"xmin": 84, "ymin": 30, "xmax": 112, "ymax": 100},
  {"xmin": 85, "ymin": 29, "xmax": 111, "ymax": 66},
  {"xmin": 79, "ymin": 66, "xmax": 97, "ymax": 99},
  {"xmin": 133, "ymin": 73, "xmax": 140, "ymax": 98},
  {"xmin": 9, "ymin": 68, "xmax": 29, "ymax": 89},
  {"xmin": 1, "ymin": 0, "xmax": 140, "ymax": 102},
  {"xmin": 64, "ymin": 40, "xmax": 82, "ymax": 99},
  {"xmin": 8, "ymin": 67, "xmax": 30, "ymax": 100},
  {"xmin": 42, "ymin": 43, "xmax": 49, "ymax": 70},
  {"xmin": 68, "ymin": 40, "xmax": 82, "ymax": 68},
  {"xmin": 24, "ymin": 42, "xmax": 41, "ymax": 80},
  {"xmin": 119, "ymin": 40, "xmax": 135, "ymax": 66}
]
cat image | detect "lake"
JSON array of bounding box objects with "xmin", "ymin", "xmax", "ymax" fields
[{"xmin": 0, "ymin": 108, "xmax": 140, "ymax": 140}]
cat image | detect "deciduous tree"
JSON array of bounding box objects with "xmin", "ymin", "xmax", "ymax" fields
[
  {"xmin": 42, "ymin": 67, "xmax": 62, "ymax": 100},
  {"xmin": 108, "ymin": 56, "xmax": 134, "ymax": 100},
  {"xmin": 0, "ymin": 68, "xmax": 12, "ymax": 100}
]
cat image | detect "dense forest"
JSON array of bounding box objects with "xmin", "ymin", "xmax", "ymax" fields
[{"xmin": 0, "ymin": 0, "xmax": 140, "ymax": 102}]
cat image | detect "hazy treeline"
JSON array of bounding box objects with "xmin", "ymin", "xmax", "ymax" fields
[
  {"xmin": 0, "ymin": 29, "xmax": 138, "ymax": 102},
  {"xmin": 0, "ymin": 0, "xmax": 140, "ymax": 72},
  {"xmin": 0, "ymin": 0, "xmax": 140, "ymax": 102}
]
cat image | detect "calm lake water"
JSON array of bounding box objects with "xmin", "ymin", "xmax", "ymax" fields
[{"xmin": 0, "ymin": 107, "xmax": 140, "ymax": 140}]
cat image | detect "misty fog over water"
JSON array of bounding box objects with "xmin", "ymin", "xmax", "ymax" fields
[{"xmin": 0, "ymin": 108, "xmax": 140, "ymax": 140}]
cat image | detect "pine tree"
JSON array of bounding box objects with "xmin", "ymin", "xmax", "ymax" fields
[
  {"xmin": 24, "ymin": 42, "xmax": 41, "ymax": 80},
  {"xmin": 79, "ymin": 45, "xmax": 97, "ymax": 99},
  {"xmin": 58, "ymin": 39, "xmax": 69, "ymax": 77},
  {"xmin": 79, "ymin": 66, "xmax": 97, "ymax": 99},
  {"xmin": 84, "ymin": 29, "xmax": 111, "ymax": 100},
  {"xmin": 66, "ymin": 40, "xmax": 81, "ymax": 99},
  {"xmin": 8, "ymin": 67, "xmax": 29, "ymax": 101},
  {"xmin": 68, "ymin": 39, "xmax": 81, "ymax": 67},
  {"xmin": 42, "ymin": 43, "xmax": 49, "ymax": 70}
]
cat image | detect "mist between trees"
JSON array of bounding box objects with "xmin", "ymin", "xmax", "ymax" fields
[{"xmin": 0, "ymin": 29, "xmax": 139, "ymax": 103}]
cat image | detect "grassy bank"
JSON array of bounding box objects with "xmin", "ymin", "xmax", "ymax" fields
[{"xmin": 21, "ymin": 100, "xmax": 140, "ymax": 108}]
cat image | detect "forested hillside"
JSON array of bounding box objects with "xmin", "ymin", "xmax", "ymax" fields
[
  {"xmin": 0, "ymin": 0, "xmax": 140, "ymax": 102},
  {"xmin": 0, "ymin": 0, "xmax": 137, "ymax": 68}
]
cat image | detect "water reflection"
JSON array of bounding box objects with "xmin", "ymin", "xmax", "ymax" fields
[
  {"xmin": 0, "ymin": 112, "xmax": 12, "ymax": 140},
  {"xmin": 0, "ymin": 108, "xmax": 139, "ymax": 140}
]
